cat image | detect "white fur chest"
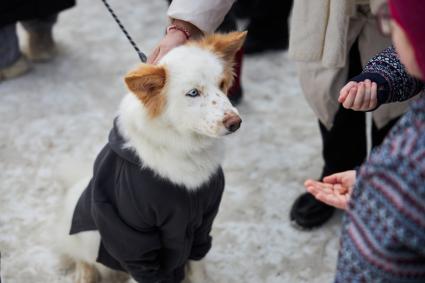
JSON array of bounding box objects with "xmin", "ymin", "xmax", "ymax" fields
[{"xmin": 117, "ymin": 94, "xmax": 225, "ymax": 190}]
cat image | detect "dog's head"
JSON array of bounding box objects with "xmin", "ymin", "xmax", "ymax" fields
[{"xmin": 124, "ymin": 31, "xmax": 246, "ymax": 138}]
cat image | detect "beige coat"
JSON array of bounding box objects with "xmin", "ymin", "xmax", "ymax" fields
[
  {"xmin": 289, "ymin": 0, "xmax": 410, "ymax": 129},
  {"xmin": 167, "ymin": 0, "xmax": 235, "ymax": 33}
]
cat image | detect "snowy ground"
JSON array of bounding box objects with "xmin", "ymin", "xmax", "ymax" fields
[{"xmin": 0, "ymin": 0, "xmax": 343, "ymax": 282}]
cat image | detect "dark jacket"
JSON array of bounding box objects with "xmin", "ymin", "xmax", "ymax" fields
[
  {"xmin": 70, "ymin": 120, "xmax": 225, "ymax": 283},
  {"xmin": 0, "ymin": 0, "xmax": 75, "ymax": 27}
]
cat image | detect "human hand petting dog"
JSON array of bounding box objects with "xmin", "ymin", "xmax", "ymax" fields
[
  {"xmin": 148, "ymin": 19, "xmax": 203, "ymax": 64},
  {"xmin": 338, "ymin": 79, "xmax": 378, "ymax": 111},
  {"xmin": 304, "ymin": 170, "xmax": 356, "ymax": 210}
]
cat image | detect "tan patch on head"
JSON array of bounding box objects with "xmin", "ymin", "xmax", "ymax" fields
[
  {"xmin": 124, "ymin": 64, "xmax": 167, "ymax": 118},
  {"xmin": 191, "ymin": 31, "xmax": 247, "ymax": 96},
  {"xmin": 219, "ymin": 76, "xmax": 233, "ymax": 95}
]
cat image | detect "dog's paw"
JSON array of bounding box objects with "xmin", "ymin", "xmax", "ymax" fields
[{"xmin": 184, "ymin": 260, "xmax": 213, "ymax": 283}]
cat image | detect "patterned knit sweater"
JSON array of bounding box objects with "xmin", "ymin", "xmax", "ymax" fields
[
  {"xmin": 351, "ymin": 46, "xmax": 423, "ymax": 106},
  {"xmin": 335, "ymin": 47, "xmax": 425, "ymax": 283}
]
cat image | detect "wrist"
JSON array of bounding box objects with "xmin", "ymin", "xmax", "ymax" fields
[
  {"xmin": 166, "ymin": 24, "xmax": 191, "ymax": 40},
  {"xmin": 169, "ymin": 19, "xmax": 203, "ymax": 39}
]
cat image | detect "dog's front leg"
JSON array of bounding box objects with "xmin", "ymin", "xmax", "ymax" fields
[
  {"xmin": 75, "ymin": 261, "xmax": 100, "ymax": 283},
  {"xmin": 184, "ymin": 260, "xmax": 213, "ymax": 283}
]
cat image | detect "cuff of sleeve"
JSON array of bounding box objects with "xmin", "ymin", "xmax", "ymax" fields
[
  {"xmin": 189, "ymin": 241, "xmax": 212, "ymax": 260},
  {"xmin": 350, "ymin": 72, "xmax": 390, "ymax": 111}
]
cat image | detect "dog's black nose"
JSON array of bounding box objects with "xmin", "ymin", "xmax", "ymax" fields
[{"xmin": 223, "ymin": 115, "xmax": 242, "ymax": 132}]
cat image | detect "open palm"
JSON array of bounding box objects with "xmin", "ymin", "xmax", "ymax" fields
[{"xmin": 304, "ymin": 170, "xmax": 356, "ymax": 210}]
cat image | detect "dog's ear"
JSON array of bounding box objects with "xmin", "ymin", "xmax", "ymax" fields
[
  {"xmin": 124, "ymin": 64, "xmax": 167, "ymax": 118},
  {"xmin": 201, "ymin": 31, "xmax": 247, "ymax": 62}
]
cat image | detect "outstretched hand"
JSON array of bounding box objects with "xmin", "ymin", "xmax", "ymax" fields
[
  {"xmin": 304, "ymin": 170, "xmax": 356, "ymax": 210},
  {"xmin": 338, "ymin": 80, "xmax": 378, "ymax": 111}
]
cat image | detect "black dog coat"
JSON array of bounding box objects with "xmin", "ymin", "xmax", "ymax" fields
[{"xmin": 70, "ymin": 120, "xmax": 225, "ymax": 283}]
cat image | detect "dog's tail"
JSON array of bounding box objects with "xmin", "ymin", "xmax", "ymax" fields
[
  {"xmin": 44, "ymin": 159, "xmax": 91, "ymax": 259},
  {"xmin": 56, "ymin": 158, "xmax": 92, "ymax": 189}
]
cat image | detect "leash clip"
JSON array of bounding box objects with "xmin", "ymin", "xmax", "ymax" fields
[{"xmin": 138, "ymin": 52, "xmax": 147, "ymax": 63}]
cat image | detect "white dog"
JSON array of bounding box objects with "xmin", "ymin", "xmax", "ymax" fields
[{"xmin": 53, "ymin": 31, "xmax": 247, "ymax": 283}]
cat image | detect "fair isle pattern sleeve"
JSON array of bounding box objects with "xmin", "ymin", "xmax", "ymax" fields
[
  {"xmin": 362, "ymin": 46, "xmax": 424, "ymax": 104},
  {"xmin": 335, "ymin": 96, "xmax": 425, "ymax": 283}
]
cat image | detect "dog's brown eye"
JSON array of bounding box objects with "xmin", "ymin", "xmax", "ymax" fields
[
  {"xmin": 186, "ymin": 88, "xmax": 200, "ymax": 97},
  {"xmin": 219, "ymin": 80, "xmax": 225, "ymax": 90}
]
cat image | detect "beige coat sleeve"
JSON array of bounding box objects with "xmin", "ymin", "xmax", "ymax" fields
[
  {"xmin": 289, "ymin": 0, "xmax": 386, "ymax": 68},
  {"xmin": 167, "ymin": 0, "xmax": 236, "ymax": 34},
  {"xmin": 288, "ymin": 0, "xmax": 351, "ymax": 68}
]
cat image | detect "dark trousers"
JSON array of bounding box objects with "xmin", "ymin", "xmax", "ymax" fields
[
  {"xmin": 319, "ymin": 40, "xmax": 400, "ymax": 178},
  {"xmin": 249, "ymin": 0, "xmax": 293, "ymax": 28},
  {"xmin": 320, "ymin": 107, "xmax": 399, "ymax": 177},
  {"xmin": 0, "ymin": 15, "xmax": 56, "ymax": 68}
]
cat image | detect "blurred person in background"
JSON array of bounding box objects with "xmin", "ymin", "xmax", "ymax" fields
[
  {"xmin": 288, "ymin": 0, "xmax": 411, "ymax": 229},
  {"xmin": 234, "ymin": 0, "xmax": 293, "ymax": 54},
  {"xmin": 305, "ymin": 0, "xmax": 425, "ymax": 281},
  {"xmin": 0, "ymin": 0, "xmax": 75, "ymax": 81}
]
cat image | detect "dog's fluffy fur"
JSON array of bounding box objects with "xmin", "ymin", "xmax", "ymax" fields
[{"xmin": 52, "ymin": 31, "xmax": 247, "ymax": 283}]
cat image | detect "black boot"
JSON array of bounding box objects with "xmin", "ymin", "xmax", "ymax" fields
[{"xmin": 290, "ymin": 193, "xmax": 335, "ymax": 229}]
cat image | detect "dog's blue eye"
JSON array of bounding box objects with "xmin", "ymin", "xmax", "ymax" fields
[{"xmin": 186, "ymin": 88, "xmax": 200, "ymax": 97}]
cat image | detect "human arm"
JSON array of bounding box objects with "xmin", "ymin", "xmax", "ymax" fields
[
  {"xmin": 335, "ymin": 144, "xmax": 425, "ymax": 282},
  {"xmin": 339, "ymin": 46, "xmax": 424, "ymax": 111},
  {"xmin": 147, "ymin": 0, "xmax": 235, "ymax": 64}
]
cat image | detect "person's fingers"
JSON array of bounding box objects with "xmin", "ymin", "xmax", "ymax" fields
[
  {"xmin": 353, "ymin": 82, "xmax": 365, "ymax": 110},
  {"xmin": 147, "ymin": 46, "xmax": 160, "ymax": 64},
  {"xmin": 362, "ymin": 80, "xmax": 372, "ymax": 110},
  {"xmin": 306, "ymin": 185, "xmax": 318, "ymax": 196},
  {"xmin": 369, "ymin": 82, "xmax": 378, "ymax": 109},
  {"xmin": 305, "ymin": 180, "xmax": 334, "ymax": 190},
  {"xmin": 339, "ymin": 82, "xmax": 357, "ymax": 103},
  {"xmin": 152, "ymin": 48, "xmax": 168, "ymax": 65},
  {"xmin": 322, "ymin": 173, "xmax": 343, "ymax": 184},
  {"xmin": 304, "ymin": 179, "xmax": 316, "ymax": 187},
  {"xmin": 306, "ymin": 185, "xmax": 333, "ymax": 200},
  {"xmin": 305, "ymin": 182, "xmax": 334, "ymax": 199},
  {"xmin": 342, "ymin": 86, "xmax": 357, "ymax": 109}
]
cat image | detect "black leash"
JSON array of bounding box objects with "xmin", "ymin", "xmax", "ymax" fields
[{"xmin": 100, "ymin": 0, "xmax": 147, "ymax": 63}]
